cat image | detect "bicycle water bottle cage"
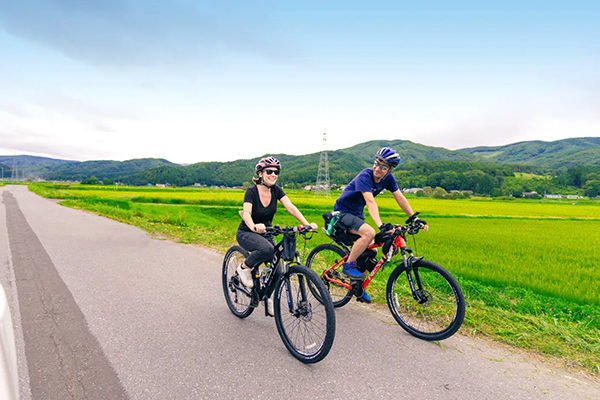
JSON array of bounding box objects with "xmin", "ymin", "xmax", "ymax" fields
[
  {"xmin": 322, "ymin": 212, "xmax": 338, "ymax": 234},
  {"xmin": 322, "ymin": 211, "xmax": 360, "ymax": 245}
]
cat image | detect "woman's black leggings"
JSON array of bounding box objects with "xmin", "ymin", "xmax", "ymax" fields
[{"xmin": 236, "ymin": 230, "xmax": 275, "ymax": 268}]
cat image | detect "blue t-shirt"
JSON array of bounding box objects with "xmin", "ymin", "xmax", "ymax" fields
[{"xmin": 333, "ymin": 169, "xmax": 399, "ymax": 218}]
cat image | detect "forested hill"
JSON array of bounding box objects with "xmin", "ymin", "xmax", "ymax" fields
[
  {"xmin": 118, "ymin": 140, "xmax": 478, "ymax": 187},
  {"xmin": 334, "ymin": 140, "xmax": 476, "ymax": 165},
  {"xmin": 0, "ymin": 155, "xmax": 177, "ymax": 181},
  {"xmin": 459, "ymin": 137, "xmax": 600, "ymax": 168},
  {"xmin": 118, "ymin": 137, "xmax": 600, "ymax": 187},
  {"xmin": 0, "ymin": 155, "xmax": 74, "ymax": 167},
  {"xmin": 3, "ymin": 137, "xmax": 600, "ymax": 188},
  {"xmin": 44, "ymin": 158, "xmax": 178, "ymax": 181}
]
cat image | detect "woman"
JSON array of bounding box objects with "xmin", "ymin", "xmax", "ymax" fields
[{"xmin": 236, "ymin": 156, "xmax": 318, "ymax": 292}]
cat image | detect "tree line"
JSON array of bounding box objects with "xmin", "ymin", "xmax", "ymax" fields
[{"xmin": 88, "ymin": 157, "xmax": 599, "ymax": 198}]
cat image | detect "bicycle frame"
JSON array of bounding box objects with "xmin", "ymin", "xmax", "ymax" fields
[
  {"xmin": 235, "ymin": 230, "xmax": 308, "ymax": 314},
  {"xmin": 224, "ymin": 225, "xmax": 337, "ymax": 363},
  {"xmin": 322, "ymin": 229, "xmax": 415, "ymax": 292}
]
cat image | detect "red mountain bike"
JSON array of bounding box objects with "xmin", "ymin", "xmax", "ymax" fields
[{"xmin": 306, "ymin": 212, "xmax": 465, "ymax": 341}]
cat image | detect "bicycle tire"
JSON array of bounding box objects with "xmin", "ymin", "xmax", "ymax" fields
[
  {"xmin": 273, "ymin": 265, "xmax": 336, "ymax": 363},
  {"xmin": 222, "ymin": 246, "xmax": 254, "ymax": 318},
  {"xmin": 386, "ymin": 258, "xmax": 465, "ymax": 341},
  {"xmin": 305, "ymin": 244, "xmax": 353, "ymax": 308}
]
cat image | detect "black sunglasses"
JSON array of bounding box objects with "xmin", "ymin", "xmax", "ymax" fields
[
  {"xmin": 264, "ymin": 169, "xmax": 280, "ymax": 175},
  {"xmin": 373, "ymin": 160, "xmax": 390, "ymax": 171}
]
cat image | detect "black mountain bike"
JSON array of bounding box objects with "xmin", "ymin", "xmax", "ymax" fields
[
  {"xmin": 306, "ymin": 212, "xmax": 465, "ymax": 341},
  {"xmin": 222, "ymin": 225, "xmax": 336, "ymax": 363}
]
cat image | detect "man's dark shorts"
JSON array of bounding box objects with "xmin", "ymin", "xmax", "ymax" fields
[{"xmin": 336, "ymin": 212, "xmax": 366, "ymax": 233}]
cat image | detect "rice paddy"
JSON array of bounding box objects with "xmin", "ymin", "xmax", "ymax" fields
[{"xmin": 29, "ymin": 183, "xmax": 600, "ymax": 375}]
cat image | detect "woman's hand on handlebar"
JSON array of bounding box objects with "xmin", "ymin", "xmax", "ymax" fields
[
  {"xmin": 253, "ymin": 223, "xmax": 266, "ymax": 234},
  {"xmin": 308, "ymin": 222, "xmax": 318, "ymax": 231}
]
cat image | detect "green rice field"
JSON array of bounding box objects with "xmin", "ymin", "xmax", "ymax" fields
[{"xmin": 29, "ymin": 183, "xmax": 600, "ymax": 375}]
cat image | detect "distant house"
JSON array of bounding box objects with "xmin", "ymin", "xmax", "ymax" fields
[
  {"xmin": 523, "ymin": 191, "xmax": 538, "ymax": 197},
  {"xmin": 402, "ymin": 188, "xmax": 423, "ymax": 194},
  {"xmin": 544, "ymin": 194, "xmax": 562, "ymax": 199},
  {"xmin": 156, "ymin": 183, "xmax": 166, "ymax": 188}
]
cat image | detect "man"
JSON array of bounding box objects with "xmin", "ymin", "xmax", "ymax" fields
[{"xmin": 333, "ymin": 147, "xmax": 428, "ymax": 302}]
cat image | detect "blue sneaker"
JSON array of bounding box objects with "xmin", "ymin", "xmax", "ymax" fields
[
  {"xmin": 342, "ymin": 261, "xmax": 364, "ymax": 280},
  {"xmin": 360, "ymin": 290, "xmax": 372, "ymax": 304}
]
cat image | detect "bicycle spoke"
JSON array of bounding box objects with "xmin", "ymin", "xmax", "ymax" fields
[
  {"xmin": 277, "ymin": 272, "xmax": 330, "ymax": 356},
  {"xmin": 306, "ymin": 244, "xmax": 353, "ymax": 307},
  {"xmin": 387, "ymin": 260, "xmax": 464, "ymax": 340},
  {"xmin": 222, "ymin": 246, "xmax": 254, "ymax": 318}
]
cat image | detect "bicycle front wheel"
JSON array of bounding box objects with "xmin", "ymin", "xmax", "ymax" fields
[
  {"xmin": 222, "ymin": 246, "xmax": 254, "ymax": 318},
  {"xmin": 386, "ymin": 259, "xmax": 465, "ymax": 341},
  {"xmin": 273, "ymin": 265, "xmax": 336, "ymax": 363},
  {"xmin": 305, "ymin": 244, "xmax": 353, "ymax": 308}
]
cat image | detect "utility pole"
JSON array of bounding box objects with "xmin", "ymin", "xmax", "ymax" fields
[
  {"xmin": 11, "ymin": 156, "xmax": 17, "ymax": 182},
  {"xmin": 315, "ymin": 130, "xmax": 330, "ymax": 198}
]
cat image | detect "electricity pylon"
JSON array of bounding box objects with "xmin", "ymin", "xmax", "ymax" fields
[{"xmin": 315, "ymin": 130, "xmax": 330, "ymax": 197}]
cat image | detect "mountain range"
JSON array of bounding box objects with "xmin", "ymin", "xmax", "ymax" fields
[{"xmin": 1, "ymin": 137, "xmax": 599, "ymax": 185}]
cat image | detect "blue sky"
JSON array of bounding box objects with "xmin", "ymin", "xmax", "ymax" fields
[{"xmin": 1, "ymin": 1, "xmax": 599, "ymax": 163}]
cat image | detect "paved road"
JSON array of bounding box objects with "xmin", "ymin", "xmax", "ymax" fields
[{"xmin": 1, "ymin": 185, "xmax": 598, "ymax": 400}]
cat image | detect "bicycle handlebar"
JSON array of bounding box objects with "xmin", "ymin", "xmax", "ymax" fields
[
  {"xmin": 374, "ymin": 220, "xmax": 423, "ymax": 245},
  {"xmin": 405, "ymin": 211, "xmax": 420, "ymax": 224},
  {"xmin": 395, "ymin": 222, "xmax": 423, "ymax": 235},
  {"xmin": 265, "ymin": 225, "xmax": 315, "ymax": 236}
]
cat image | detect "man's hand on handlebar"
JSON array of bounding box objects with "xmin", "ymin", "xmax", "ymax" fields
[
  {"xmin": 413, "ymin": 217, "xmax": 428, "ymax": 232},
  {"xmin": 379, "ymin": 222, "xmax": 394, "ymax": 233},
  {"xmin": 406, "ymin": 212, "xmax": 428, "ymax": 232}
]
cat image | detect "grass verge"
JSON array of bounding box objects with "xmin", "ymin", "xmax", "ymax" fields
[{"xmin": 30, "ymin": 184, "xmax": 600, "ymax": 378}]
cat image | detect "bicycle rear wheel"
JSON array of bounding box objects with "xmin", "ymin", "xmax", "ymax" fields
[
  {"xmin": 386, "ymin": 259, "xmax": 465, "ymax": 341},
  {"xmin": 273, "ymin": 265, "xmax": 336, "ymax": 363},
  {"xmin": 222, "ymin": 246, "xmax": 254, "ymax": 318},
  {"xmin": 305, "ymin": 244, "xmax": 353, "ymax": 308}
]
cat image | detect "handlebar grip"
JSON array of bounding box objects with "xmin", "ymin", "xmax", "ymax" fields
[{"xmin": 405, "ymin": 211, "xmax": 420, "ymax": 224}]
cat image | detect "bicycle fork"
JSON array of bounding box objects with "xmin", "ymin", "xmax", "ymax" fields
[
  {"xmin": 400, "ymin": 248, "xmax": 427, "ymax": 304},
  {"xmin": 282, "ymin": 258, "xmax": 311, "ymax": 317}
]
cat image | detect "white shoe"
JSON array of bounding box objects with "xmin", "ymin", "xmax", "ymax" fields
[
  {"xmin": 236, "ymin": 265, "xmax": 254, "ymax": 288},
  {"xmin": 266, "ymin": 298, "xmax": 274, "ymax": 316}
]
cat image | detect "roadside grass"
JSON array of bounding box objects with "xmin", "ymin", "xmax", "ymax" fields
[{"xmin": 29, "ymin": 183, "xmax": 600, "ymax": 376}]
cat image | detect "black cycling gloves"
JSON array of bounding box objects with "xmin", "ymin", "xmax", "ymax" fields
[
  {"xmin": 413, "ymin": 217, "xmax": 427, "ymax": 226},
  {"xmin": 379, "ymin": 222, "xmax": 393, "ymax": 232}
]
